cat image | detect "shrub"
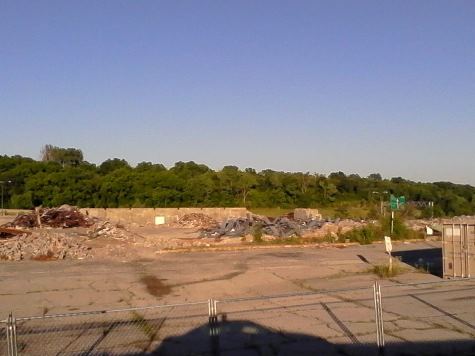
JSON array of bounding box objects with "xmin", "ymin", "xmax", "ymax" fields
[
  {"xmin": 379, "ymin": 215, "xmax": 424, "ymax": 240},
  {"xmin": 371, "ymin": 263, "xmax": 404, "ymax": 278},
  {"xmin": 340, "ymin": 224, "xmax": 382, "ymax": 244},
  {"xmin": 339, "ymin": 214, "xmax": 424, "ymax": 245},
  {"xmin": 251, "ymin": 223, "xmax": 263, "ymax": 242}
]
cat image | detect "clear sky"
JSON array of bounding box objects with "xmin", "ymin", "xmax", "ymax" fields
[{"xmin": 1, "ymin": 1, "xmax": 474, "ymax": 184}]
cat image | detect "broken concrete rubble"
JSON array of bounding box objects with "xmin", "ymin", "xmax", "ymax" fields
[
  {"xmin": 0, "ymin": 231, "xmax": 91, "ymax": 261},
  {"xmin": 87, "ymin": 221, "xmax": 129, "ymax": 239},
  {"xmin": 293, "ymin": 208, "xmax": 322, "ymax": 221},
  {"xmin": 0, "ymin": 206, "xmax": 368, "ymax": 261},
  {"xmin": 174, "ymin": 213, "xmax": 219, "ymax": 229}
]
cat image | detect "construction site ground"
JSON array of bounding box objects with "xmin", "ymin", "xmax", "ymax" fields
[
  {"xmin": 2, "ymin": 241, "xmax": 475, "ymax": 338},
  {"xmin": 0, "ymin": 240, "xmax": 443, "ymax": 314},
  {"xmin": 1, "ymin": 210, "xmax": 475, "ymax": 354}
]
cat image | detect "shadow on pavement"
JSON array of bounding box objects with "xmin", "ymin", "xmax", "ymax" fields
[
  {"xmin": 393, "ymin": 247, "xmax": 443, "ymax": 277},
  {"xmin": 149, "ymin": 318, "xmax": 475, "ymax": 356}
]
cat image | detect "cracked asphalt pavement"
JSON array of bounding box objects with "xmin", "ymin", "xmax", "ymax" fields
[{"xmin": 1, "ymin": 241, "xmax": 474, "ymax": 354}]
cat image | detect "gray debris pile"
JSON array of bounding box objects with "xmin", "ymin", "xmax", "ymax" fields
[
  {"xmin": 175, "ymin": 213, "xmax": 219, "ymax": 229},
  {"xmin": 87, "ymin": 221, "xmax": 128, "ymax": 239},
  {"xmin": 0, "ymin": 231, "xmax": 91, "ymax": 261},
  {"xmin": 201, "ymin": 214, "xmax": 326, "ymax": 238}
]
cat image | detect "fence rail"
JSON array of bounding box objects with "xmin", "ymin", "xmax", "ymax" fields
[{"xmin": 2, "ymin": 279, "xmax": 475, "ymax": 355}]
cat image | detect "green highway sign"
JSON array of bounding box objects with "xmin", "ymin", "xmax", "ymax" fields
[{"xmin": 390, "ymin": 195, "xmax": 406, "ymax": 210}]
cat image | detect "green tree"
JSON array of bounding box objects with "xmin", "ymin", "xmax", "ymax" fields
[{"xmin": 41, "ymin": 145, "xmax": 84, "ymax": 166}]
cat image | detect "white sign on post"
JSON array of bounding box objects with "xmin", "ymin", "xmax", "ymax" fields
[
  {"xmin": 384, "ymin": 236, "xmax": 392, "ymax": 253},
  {"xmin": 384, "ymin": 236, "xmax": 393, "ymax": 273}
]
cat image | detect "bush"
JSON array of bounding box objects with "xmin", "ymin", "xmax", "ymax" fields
[
  {"xmin": 380, "ymin": 215, "xmax": 424, "ymax": 240},
  {"xmin": 339, "ymin": 213, "xmax": 424, "ymax": 245},
  {"xmin": 251, "ymin": 223, "xmax": 263, "ymax": 242},
  {"xmin": 340, "ymin": 223, "xmax": 382, "ymax": 244},
  {"xmin": 371, "ymin": 263, "xmax": 404, "ymax": 278}
]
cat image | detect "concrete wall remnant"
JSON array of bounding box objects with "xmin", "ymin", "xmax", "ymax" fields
[
  {"xmin": 80, "ymin": 207, "xmax": 249, "ymax": 225},
  {"xmin": 293, "ymin": 208, "xmax": 322, "ymax": 221}
]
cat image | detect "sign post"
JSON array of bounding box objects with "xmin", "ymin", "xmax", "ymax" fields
[
  {"xmin": 390, "ymin": 195, "xmax": 406, "ymax": 211},
  {"xmin": 384, "ymin": 236, "xmax": 393, "ymax": 273},
  {"xmin": 390, "ymin": 211, "xmax": 394, "ymax": 234},
  {"xmin": 389, "ymin": 195, "xmax": 405, "ymax": 236}
]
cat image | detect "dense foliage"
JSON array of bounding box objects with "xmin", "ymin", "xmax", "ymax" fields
[
  {"xmin": 339, "ymin": 216, "xmax": 424, "ymax": 244},
  {"xmin": 1, "ymin": 152, "xmax": 474, "ymax": 217}
]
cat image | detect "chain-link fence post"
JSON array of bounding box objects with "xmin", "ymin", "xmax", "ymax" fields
[
  {"xmin": 373, "ymin": 282, "xmax": 385, "ymax": 354},
  {"xmin": 6, "ymin": 313, "xmax": 18, "ymax": 356},
  {"xmin": 208, "ymin": 299, "xmax": 219, "ymax": 354}
]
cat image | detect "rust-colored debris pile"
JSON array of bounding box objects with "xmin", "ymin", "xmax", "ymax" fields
[
  {"xmin": 7, "ymin": 205, "xmax": 96, "ymax": 228},
  {"xmin": 0, "ymin": 206, "xmax": 106, "ymax": 261},
  {"xmin": 0, "ymin": 227, "xmax": 30, "ymax": 239}
]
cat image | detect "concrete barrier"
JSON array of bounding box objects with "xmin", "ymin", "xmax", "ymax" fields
[{"xmin": 79, "ymin": 207, "xmax": 250, "ymax": 225}]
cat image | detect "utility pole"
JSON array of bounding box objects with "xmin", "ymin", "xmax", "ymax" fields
[
  {"xmin": 372, "ymin": 191, "xmax": 388, "ymax": 216},
  {"xmin": 0, "ymin": 180, "xmax": 12, "ymax": 216}
]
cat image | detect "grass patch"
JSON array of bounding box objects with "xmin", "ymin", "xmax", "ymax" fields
[
  {"xmin": 371, "ymin": 263, "xmax": 404, "ymax": 278},
  {"xmin": 318, "ymin": 205, "xmax": 370, "ymax": 219},
  {"xmin": 248, "ymin": 208, "xmax": 293, "ymax": 218},
  {"xmin": 250, "ymin": 236, "xmax": 330, "ymax": 246},
  {"xmin": 249, "ymin": 206, "xmax": 371, "ymax": 219},
  {"xmin": 258, "ymin": 237, "xmax": 305, "ymax": 245},
  {"xmin": 338, "ymin": 215, "xmax": 424, "ymax": 244},
  {"xmin": 251, "ymin": 223, "xmax": 263, "ymax": 242},
  {"xmin": 340, "ymin": 225, "xmax": 379, "ymax": 244}
]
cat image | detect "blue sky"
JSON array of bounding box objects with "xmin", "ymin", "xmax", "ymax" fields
[{"xmin": 1, "ymin": 1, "xmax": 474, "ymax": 184}]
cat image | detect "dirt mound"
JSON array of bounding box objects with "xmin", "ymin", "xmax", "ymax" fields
[{"xmin": 176, "ymin": 213, "xmax": 218, "ymax": 229}]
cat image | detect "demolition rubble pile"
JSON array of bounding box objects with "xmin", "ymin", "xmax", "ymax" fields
[
  {"xmin": 87, "ymin": 221, "xmax": 130, "ymax": 240},
  {"xmin": 175, "ymin": 213, "xmax": 219, "ymax": 229},
  {"xmin": 406, "ymin": 215, "xmax": 475, "ymax": 235},
  {"xmin": 200, "ymin": 214, "xmax": 365, "ymax": 239},
  {"xmin": 0, "ymin": 231, "xmax": 91, "ymax": 261},
  {"xmin": 0, "ymin": 206, "xmax": 131, "ymax": 261},
  {"xmin": 7, "ymin": 205, "xmax": 96, "ymax": 229}
]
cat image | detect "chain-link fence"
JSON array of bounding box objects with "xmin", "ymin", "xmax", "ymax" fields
[
  {"xmin": 2, "ymin": 279, "xmax": 475, "ymax": 355},
  {"xmin": 2, "ymin": 302, "xmax": 209, "ymax": 355},
  {"xmin": 379, "ymin": 279, "xmax": 475, "ymax": 355},
  {"xmin": 215, "ymin": 286, "xmax": 376, "ymax": 355}
]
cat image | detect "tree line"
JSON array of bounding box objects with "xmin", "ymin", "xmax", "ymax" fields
[{"xmin": 0, "ymin": 146, "xmax": 474, "ymax": 217}]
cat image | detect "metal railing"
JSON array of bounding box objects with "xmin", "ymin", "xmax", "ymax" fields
[{"xmin": 2, "ymin": 279, "xmax": 474, "ymax": 355}]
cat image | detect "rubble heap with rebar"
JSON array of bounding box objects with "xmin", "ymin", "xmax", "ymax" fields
[
  {"xmin": 7, "ymin": 205, "xmax": 96, "ymax": 229},
  {"xmin": 200, "ymin": 214, "xmax": 327, "ymax": 238}
]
